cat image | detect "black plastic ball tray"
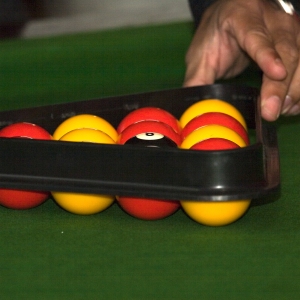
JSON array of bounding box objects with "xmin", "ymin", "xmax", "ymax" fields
[{"xmin": 0, "ymin": 84, "xmax": 280, "ymax": 201}]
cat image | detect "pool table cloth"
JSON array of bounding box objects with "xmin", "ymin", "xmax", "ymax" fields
[{"xmin": 0, "ymin": 22, "xmax": 300, "ymax": 300}]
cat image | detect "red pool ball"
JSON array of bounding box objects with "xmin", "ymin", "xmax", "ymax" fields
[
  {"xmin": 118, "ymin": 120, "xmax": 181, "ymax": 220},
  {"xmin": 191, "ymin": 138, "xmax": 239, "ymax": 150},
  {"xmin": 180, "ymin": 131, "xmax": 251, "ymax": 226},
  {"xmin": 181, "ymin": 112, "xmax": 249, "ymax": 145},
  {"xmin": 0, "ymin": 122, "xmax": 51, "ymax": 209},
  {"xmin": 181, "ymin": 124, "xmax": 247, "ymax": 149},
  {"xmin": 0, "ymin": 122, "xmax": 52, "ymax": 139},
  {"xmin": 0, "ymin": 189, "xmax": 50, "ymax": 210},
  {"xmin": 117, "ymin": 197, "xmax": 180, "ymax": 221},
  {"xmin": 118, "ymin": 120, "xmax": 181, "ymax": 146},
  {"xmin": 117, "ymin": 107, "xmax": 181, "ymax": 134}
]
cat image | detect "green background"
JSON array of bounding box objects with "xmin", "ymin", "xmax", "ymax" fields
[{"xmin": 1, "ymin": 22, "xmax": 300, "ymax": 300}]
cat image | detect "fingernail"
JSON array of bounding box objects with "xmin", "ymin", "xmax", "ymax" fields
[
  {"xmin": 261, "ymin": 96, "xmax": 282, "ymax": 120},
  {"xmin": 282, "ymin": 95, "xmax": 293, "ymax": 114},
  {"xmin": 285, "ymin": 104, "xmax": 300, "ymax": 116}
]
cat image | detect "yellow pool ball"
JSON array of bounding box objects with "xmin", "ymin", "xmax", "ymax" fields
[
  {"xmin": 51, "ymin": 128, "xmax": 115, "ymax": 215},
  {"xmin": 53, "ymin": 114, "xmax": 118, "ymax": 142},
  {"xmin": 180, "ymin": 99, "xmax": 247, "ymax": 130},
  {"xmin": 58, "ymin": 127, "xmax": 116, "ymax": 144},
  {"xmin": 180, "ymin": 120, "xmax": 250, "ymax": 226},
  {"xmin": 181, "ymin": 200, "xmax": 251, "ymax": 226},
  {"xmin": 52, "ymin": 192, "xmax": 114, "ymax": 215},
  {"xmin": 180, "ymin": 124, "xmax": 247, "ymax": 149}
]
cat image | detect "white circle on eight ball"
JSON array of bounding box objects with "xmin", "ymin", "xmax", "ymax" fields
[{"xmin": 136, "ymin": 132, "xmax": 164, "ymax": 140}]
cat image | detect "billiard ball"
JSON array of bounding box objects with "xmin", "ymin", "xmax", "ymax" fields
[
  {"xmin": 0, "ymin": 122, "xmax": 52, "ymax": 140},
  {"xmin": 180, "ymin": 200, "xmax": 251, "ymax": 226},
  {"xmin": 0, "ymin": 189, "xmax": 50, "ymax": 210},
  {"xmin": 117, "ymin": 107, "xmax": 181, "ymax": 134},
  {"xmin": 180, "ymin": 124, "xmax": 247, "ymax": 149},
  {"xmin": 51, "ymin": 128, "xmax": 115, "ymax": 215},
  {"xmin": 0, "ymin": 122, "xmax": 51, "ymax": 209},
  {"xmin": 52, "ymin": 191, "xmax": 115, "ymax": 215},
  {"xmin": 118, "ymin": 120, "xmax": 181, "ymax": 220},
  {"xmin": 59, "ymin": 127, "xmax": 116, "ymax": 144},
  {"xmin": 118, "ymin": 120, "xmax": 181, "ymax": 146},
  {"xmin": 180, "ymin": 130, "xmax": 251, "ymax": 226},
  {"xmin": 117, "ymin": 197, "xmax": 180, "ymax": 221},
  {"xmin": 181, "ymin": 112, "xmax": 249, "ymax": 145},
  {"xmin": 180, "ymin": 99, "xmax": 247, "ymax": 130},
  {"xmin": 52, "ymin": 114, "xmax": 118, "ymax": 142},
  {"xmin": 191, "ymin": 138, "xmax": 239, "ymax": 150}
]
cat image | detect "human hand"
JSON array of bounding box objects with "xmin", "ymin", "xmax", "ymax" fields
[{"xmin": 184, "ymin": 0, "xmax": 300, "ymax": 121}]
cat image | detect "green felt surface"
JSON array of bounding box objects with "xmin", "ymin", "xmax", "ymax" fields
[
  {"xmin": 1, "ymin": 22, "xmax": 300, "ymax": 300},
  {"xmin": 0, "ymin": 23, "xmax": 192, "ymax": 110}
]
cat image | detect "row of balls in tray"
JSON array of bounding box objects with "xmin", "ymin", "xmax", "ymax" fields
[{"xmin": 0, "ymin": 99, "xmax": 251, "ymax": 226}]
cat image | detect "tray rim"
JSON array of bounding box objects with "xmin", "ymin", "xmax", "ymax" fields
[{"xmin": 0, "ymin": 84, "xmax": 280, "ymax": 201}]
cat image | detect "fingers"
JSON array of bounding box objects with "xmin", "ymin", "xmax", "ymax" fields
[
  {"xmin": 184, "ymin": 0, "xmax": 300, "ymax": 121},
  {"xmin": 256, "ymin": 18, "xmax": 299, "ymax": 120},
  {"xmin": 284, "ymin": 74, "xmax": 300, "ymax": 116},
  {"xmin": 184, "ymin": 49, "xmax": 217, "ymax": 87},
  {"xmin": 260, "ymin": 31, "xmax": 299, "ymax": 120},
  {"xmin": 222, "ymin": 3, "xmax": 300, "ymax": 121},
  {"xmin": 260, "ymin": 76, "xmax": 287, "ymax": 121},
  {"xmin": 240, "ymin": 29, "xmax": 287, "ymax": 81},
  {"xmin": 183, "ymin": 15, "xmax": 219, "ymax": 87},
  {"xmin": 282, "ymin": 37, "xmax": 300, "ymax": 116},
  {"xmin": 184, "ymin": 1, "xmax": 250, "ymax": 87}
]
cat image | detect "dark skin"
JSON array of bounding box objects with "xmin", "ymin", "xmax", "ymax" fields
[{"xmin": 184, "ymin": 0, "xmax": 300, "ymax": 121}]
